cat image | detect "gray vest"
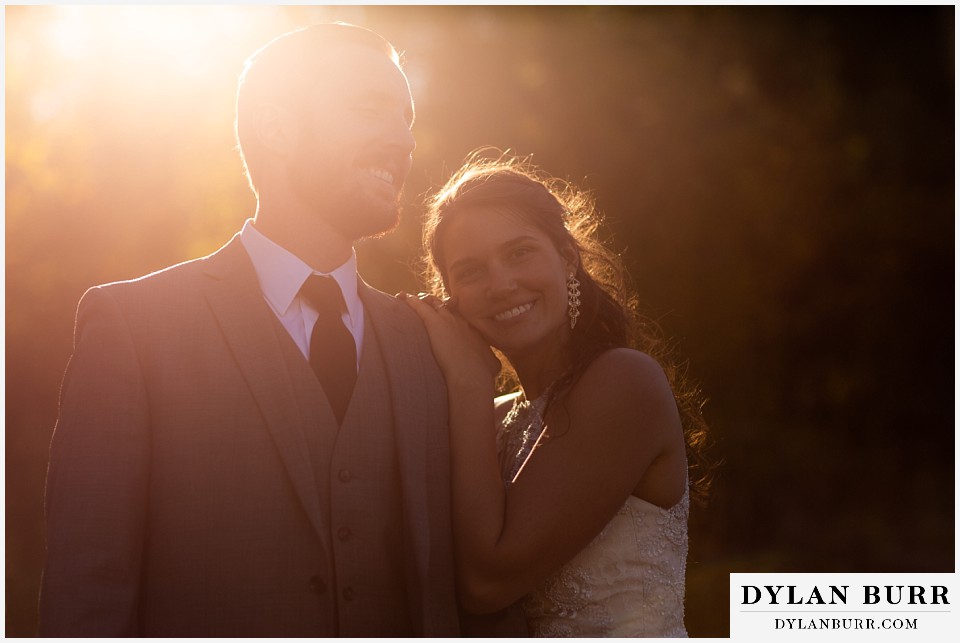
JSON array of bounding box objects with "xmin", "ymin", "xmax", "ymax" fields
[{"xmin": 279, "ymin": 315, "xmax": 412, "ymax": 636}]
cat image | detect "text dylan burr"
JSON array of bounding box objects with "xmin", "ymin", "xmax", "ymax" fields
[{"xmin": 742, "ymin": 585, "xmax": 949, "ymax": 606}]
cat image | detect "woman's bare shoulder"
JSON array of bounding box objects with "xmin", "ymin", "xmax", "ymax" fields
[
  {"xmin": 568, "ymin": 348, "xmax": 679, "ymax": 437},
  {"xmin": 577, "ymin": 348, "xmax": 672, "ymax": 400}
]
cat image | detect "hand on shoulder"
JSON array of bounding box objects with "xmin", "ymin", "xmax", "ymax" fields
[{"xmin": 400, "ymin": 292, "xmax": 500, "ymax": 394}]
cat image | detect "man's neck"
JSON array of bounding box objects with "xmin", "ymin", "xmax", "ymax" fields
[{"xmin": 252, "ymin": 200, "xmax": 353, "ymax": 274}]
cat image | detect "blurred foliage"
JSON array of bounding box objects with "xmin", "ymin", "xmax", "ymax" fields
[{"xmin": 5, "ymin": 5, "xmax": 954, "ymax": 637}]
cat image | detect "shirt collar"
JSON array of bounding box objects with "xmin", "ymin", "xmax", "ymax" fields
[{"xmin": 239, "ymin": 218, "xmax": 361, "ymax": 324}]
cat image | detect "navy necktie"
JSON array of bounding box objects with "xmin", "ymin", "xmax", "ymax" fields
[{"xmin": 300, "ymin": 275, "xmax": 357, "ymax": 424}]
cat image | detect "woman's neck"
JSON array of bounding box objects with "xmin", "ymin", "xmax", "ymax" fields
[
  {"xmin": 511, "ymin": 354, "xmax": 569, "ymax": 402},
  {"xmin": 503, "ymin": 318, "xmax": 574, "ymax": 401}
]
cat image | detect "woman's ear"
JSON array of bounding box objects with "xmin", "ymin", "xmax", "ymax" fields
[
  {"xmin": 253, "ymin": 103, "xmax": 297, "ymax": 156},
  {"xmin": 560, "ymin": 242, "xmax": 581, "ymax": 276}
]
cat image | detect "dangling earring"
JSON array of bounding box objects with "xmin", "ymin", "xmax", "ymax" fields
[{"xmin": 567, "ymin": 273, "xmax": 581, "ymax": 330}]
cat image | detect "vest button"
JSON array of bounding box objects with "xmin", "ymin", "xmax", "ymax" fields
[
  {"xmin": 337, "ymin": 526, "xmax": 352, "ymax": 541},
  {"xmin": 338, "ymin": 468, "xmax": 352, "ymax": 483},
  {"xmin": 308, "ymin": 575, "xmax": 327, "ymax": 595},
  {"xmin": 342, "ymin": 586, "xmax": 356, "ymax": 601}
]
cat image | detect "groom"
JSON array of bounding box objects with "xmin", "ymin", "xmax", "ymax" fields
[{"xmin": 40, "ymin": 23, "xmax": 518, "ymax": 637}]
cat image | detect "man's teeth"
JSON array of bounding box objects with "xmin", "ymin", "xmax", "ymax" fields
[
  {"xmin": 368, "ymin": 167, "xmax": 394, "ymax": 184},
  {"xmin": 494, "ymin": 302, "xmax": 533, "ymax": 321}
]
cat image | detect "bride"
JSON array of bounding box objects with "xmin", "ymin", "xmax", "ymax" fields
[{"xmin": 403, "ymin": 154, "xmax": 710, "ymax": 637}]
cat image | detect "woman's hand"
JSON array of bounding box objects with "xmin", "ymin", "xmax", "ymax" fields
[{"xmin": 400, "ymin": 292, "xmax": 501, "ymax": 393}]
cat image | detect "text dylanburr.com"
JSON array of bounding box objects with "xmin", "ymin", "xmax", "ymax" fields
[{"xmin": 730, "ymin": 573, "xmax": 956, "ymax": 641}]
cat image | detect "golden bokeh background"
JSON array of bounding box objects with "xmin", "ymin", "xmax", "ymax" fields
[{"xmin": 6, "ymin": 5, "xmax": 954, "ymax": 637}]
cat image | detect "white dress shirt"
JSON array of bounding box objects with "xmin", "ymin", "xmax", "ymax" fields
[{"xmin": 239, "ymin": 218, "xmax": 363, "ymax": 369}]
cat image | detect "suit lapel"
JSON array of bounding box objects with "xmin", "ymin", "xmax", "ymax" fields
[{"xmin": 200, "ymin": 235, "xmax": 328, "ymax": 550}]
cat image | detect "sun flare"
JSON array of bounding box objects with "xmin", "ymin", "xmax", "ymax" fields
[
  {"xmin": 9, "ymin": 5, "xmax": 307, "ymax": 140},
  {"xmin": 41, "ymin": 5, "xmax": 272, "ymax": 71}
]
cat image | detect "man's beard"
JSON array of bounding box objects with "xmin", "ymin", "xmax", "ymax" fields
[
  {"xmin": 286, "ymin": 157, "xmax": 403, "ymax": 242},
  {"xmin": 328, "ymin": 184, "xmax": 403, "ymax": 242}
]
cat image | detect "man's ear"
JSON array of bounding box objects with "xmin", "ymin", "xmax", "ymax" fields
[{"xmin": 253, "ymin": 103, "xmax": 297, "ymax": 156}]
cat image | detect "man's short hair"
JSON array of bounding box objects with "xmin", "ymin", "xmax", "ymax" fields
[{"xmin": 235, "ymin": 22, "xmax": 401, "ymax": 196}]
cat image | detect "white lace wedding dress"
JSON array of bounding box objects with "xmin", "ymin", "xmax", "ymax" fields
[
  {"xmin": 497, "ymin": 395, "xmax": 689, "ymax": 638},
  {"xmin": 520, "ymin": 490, "xmax": 689, "ymax": 637}
]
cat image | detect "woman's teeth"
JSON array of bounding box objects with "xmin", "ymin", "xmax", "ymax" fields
[{"xmin": 494, "ymin": 302, "xmax": 533, "ymax": 321}]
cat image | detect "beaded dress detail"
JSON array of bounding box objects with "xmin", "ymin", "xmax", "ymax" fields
[
  {"xmin": 496, "ymin": 393, "xmax": 689, "ymax": 638},
  {"xmin": 496, "ymin": 391, "xmax": 551, "ymax": 486}
]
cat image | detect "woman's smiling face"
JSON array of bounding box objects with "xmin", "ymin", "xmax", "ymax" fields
[{"xmin": 440, "ymin": 206, "xmax": 576, "ymax": 362}]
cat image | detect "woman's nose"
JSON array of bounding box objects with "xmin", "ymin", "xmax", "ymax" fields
[{"xmin": 486, "ymin": 266, "xmax": 517, "ymax": 297}]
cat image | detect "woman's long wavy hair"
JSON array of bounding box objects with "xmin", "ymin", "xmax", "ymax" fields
[{"xmin": 422, "ymin": 151, "xmax": 713, "ymax": 504}]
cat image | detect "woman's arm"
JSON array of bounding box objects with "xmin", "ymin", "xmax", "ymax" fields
[
  {"xmin": 405, "ymin": 297, "xmax": 685, "ymax": 614},
  {"xmin": 471, "ymin": 348, "xmax": 684, "ymax": 611}
]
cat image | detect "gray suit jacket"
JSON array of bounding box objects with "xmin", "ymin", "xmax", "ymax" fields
[{"xmin": 39, "ymin": 233, "xmax": 464, "ymax": 636}]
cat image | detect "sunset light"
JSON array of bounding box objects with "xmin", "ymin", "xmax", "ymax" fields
[
  {"xmin": 6, "ymin": 5, "xmax": 954, "ymax": 639},
  {"xmin": 11, "ymin": 5, "xmax": 382, "ymax": 125},
  {"xmin": 43, "ymin": 5, "xmax": 242, "ymax": 77},
  {"xmin": 42, "ymin": 5, "xmax": 282, "ymax": 63},
  {"xmin": 10, "ymin": 6, "xmax": 248, "ymax": 136}
]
